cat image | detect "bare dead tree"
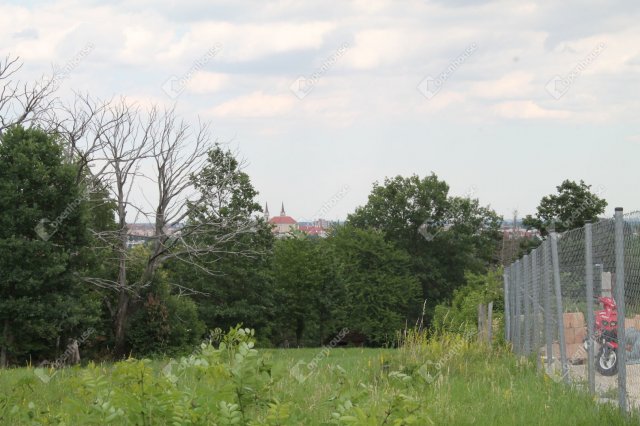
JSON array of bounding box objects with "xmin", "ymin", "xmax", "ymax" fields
[
  {"xmin": 85, "ymin": 99, "xmax": 153, "ymax": 353},
  {"xmin": 74, "ymin": 100, "xmax": 264, "ymax": 355},
  {"xmin": 41, "ymin": 93, "xmax": 116, "ymax": 181},
  {"xmin": 137, "ymin": 109, "xmax": 261, "ymax": 273},
  {"xmin": 137, "ymin": 107, "xmax": 211, "ymax": 275},
  {"xmin": 0, "ymin": 55, "xmax": 56, "ymax": 137}
]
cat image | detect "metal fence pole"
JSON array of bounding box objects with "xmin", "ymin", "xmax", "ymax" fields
[
  {"xmin": 511, "ymin": 264, "xmax": 517, "ymax": 348},
  {"xmin": 532, "ymin": 249, "xmax": 540, "ymax": 360},
  {"xmin": 523, "ymin": 254, "xmax": 531, "ymax": 355},
  {"xmin": 614, "ymin": 208, "xmax": 627, "ymax": 413},
  {"xmin": 514, "ymin": 260, "xmax": 521, "ymax": 354},
  {"xmin": 543, "ymin": 239, "xmax": 553, "ymax": 369},
  {"xmin": 520, "ymin": 259, "xmax": 526, "ymax": 355},
  {"xmin": 508, "ymin": 266, "xmax": 513, "ymax": 344},
  {"xmin": 584, "ymin": 222, "xmax": 596, "ymax": 395},
  {"xmin": 550, "ymin": 230, "xmax": 569, "ymax": 382},
  {"xmin": 504, "ymin": 270, "xmax": 510, "ymax": 342}
]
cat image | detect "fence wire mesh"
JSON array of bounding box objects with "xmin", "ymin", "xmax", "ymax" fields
[{"xmin": 504, "ymin": 210, "xmax": 640, "ymax": 413}]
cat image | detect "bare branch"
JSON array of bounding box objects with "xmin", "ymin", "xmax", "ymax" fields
[{"xmin": 0, "ymin": 55, "xmax": 57, "ymax": 136}]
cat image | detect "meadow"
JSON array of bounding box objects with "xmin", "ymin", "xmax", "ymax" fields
[{"xmin": 0, "ymin": 328, "xmax": 635, "ymax": 425}]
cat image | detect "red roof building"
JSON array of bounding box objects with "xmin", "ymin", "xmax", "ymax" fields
[
  {"xmin": 270, "ymin": 215, "xmax": 297, "ymax": 225},
  {"xmin": 298, "ymin": 225, "xmax": 327, "ymax": 237},
  {"xmin": 267, "ymin": 203, "xmax": 299, "ymax": 236},
  {"xmin": 265, "ymin": 202, "xmax": 333, "ymax": 238}
]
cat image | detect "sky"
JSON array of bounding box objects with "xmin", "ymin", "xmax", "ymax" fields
[{"xmin": 3, "ymin": 0, "xmax": 640, "ymax": 222}]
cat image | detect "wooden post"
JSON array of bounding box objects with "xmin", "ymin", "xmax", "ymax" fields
[
  {"xmin": 478, "ymin": 304, "xmax": 486, "ymax": 343},
  {"xmin": 487, "ymin": 302, "xmax": 494, "ymax": 344},
  {"xmin": 0, "ymin": 319, "xmax": 8, "ymax": 368}
]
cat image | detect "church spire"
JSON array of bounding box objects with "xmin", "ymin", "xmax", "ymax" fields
[
  {"xmin": 264, "ymin": 202, "xmax": 270, "ymax": 221},
  {"xmin": 280, "ymin": 202, "xmax": 286, "ymax": 216}
]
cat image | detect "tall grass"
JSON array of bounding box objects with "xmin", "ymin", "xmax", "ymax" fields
[{"xmin": 0, "ymin": 327, "xmax": 635, "ymax": 424}]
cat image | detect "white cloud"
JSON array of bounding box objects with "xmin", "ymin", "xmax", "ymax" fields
[
  {"xmin": 469, "ymin": 72, "xmax": 535, "ymax": 100},
  {"xmin": 161, "ymin": 21, "xmax": 335, "ymax": 63},
  {"xmin": 492, "ymin": 101, "xmax": 571, "ymax": 119},
  {"xmin": 415, "ymin": 91, "xmax": 467, "ymax": 114},
  {"xmin": 298, "ymin": 88, "xmax": 359, "ymax": 127},
  {"xmin": 209, "ymin": 91, "xmax": 294, "ymax": 118},
  {"xmin": 119, "ymin": 25, "xmax": 174, "ymax": 64},
  {"xmin": 345, "ymin": 28, "xmax": 423, "ymax": 70},
  {"xmin": 186, "ymin": 72, "xmax": 229, "ymax": 94}
]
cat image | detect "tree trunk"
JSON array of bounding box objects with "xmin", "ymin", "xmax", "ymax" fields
[
  {"xmin": 1, "ymin": 319, "xmax": 9, "ymax": 368},
  {"xmin": 113, "ymin": 223, "xmax": 129, "ymax": 356},
  {"xmin": 113, "ymin": 291, "xmax": 129, "ymax": 355},
  {"xmin": 296, "ymin": 317, "xmax": 304, "ymax": 347}
]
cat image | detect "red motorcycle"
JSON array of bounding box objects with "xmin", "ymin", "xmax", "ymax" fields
[{"xmin": 589, "ymin": 296, "xmax": 618, "ymax": 376}]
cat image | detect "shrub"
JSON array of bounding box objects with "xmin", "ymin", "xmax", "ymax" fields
[
  {"xmin": 127, "ymin": 294, "xmax": 205, "ymax": 357},
  {"xmin": 432, "ymin": 268, "xmax": 504, "ymax": 336}
]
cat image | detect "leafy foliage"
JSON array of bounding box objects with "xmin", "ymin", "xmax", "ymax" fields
[
  {"xmin": 166, "ymin": 144, "xmax": 275, "ymax": 344},
  {"xmin": 3, "ymin": 328, "xmax": 634, "ymax": 424},
  {"xmin": 0, "ymin": 126, "xmax": 100, "ymax": 364},
  {"xmin": 269, "ymin": 227, "xmax": 420, "ymax": 347},
  {"xmin": 523, "ymin": 179, "xmax": 607, "ymax": 235},
  {"xmin": 268, "ymin": 234, "xmax": 341, "ymax": 346},
  {"xmin": 126, "ymin": 249, "xmax": 206, "ymax": 356},
  {"xmin": 432, "ymin": 269, "xmax": 504, "ymax": 335},
  {"xmin": 330, "ymin": 226, "xmax": 421, "ymax": 345},
  {"xmin": 348, "ymin": 174, "xmax": 502, "ymax": 322}
]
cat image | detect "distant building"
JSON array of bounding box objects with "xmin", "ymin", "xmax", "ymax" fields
[
  {"xmin": 265, "ymin": 202, "xmax": 333, "ymax": 238},
  {"xmin": 298, "ymin": 224, "xmax": 327, "ymax": 237},
  {"xmin": 500, "ymin": 225, "xmax": 540, "ymax": 240},
  {"xmin": 267, "ymin": 203, "xmax": 299, "ymax": 236},
  {"xmin": 126, "ymin": 223, "xmax": 182, "ymax": 248},
  {"xmin": 499, "ymin": 222, "xmax": 541, "ymax": 266}
]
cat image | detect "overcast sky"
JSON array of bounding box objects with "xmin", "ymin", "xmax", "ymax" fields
[{"xmin": 4, "ymin": 0, "xmax": 640, "ymax": 222}]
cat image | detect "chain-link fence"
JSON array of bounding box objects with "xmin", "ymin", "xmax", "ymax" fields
[{"xmin": 504, "ymin": 208, "xmax": 640, "ymax": 413}]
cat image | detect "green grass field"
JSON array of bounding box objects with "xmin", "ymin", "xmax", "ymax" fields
[{"xmin": 0, "ymin": 330, "xmax": 635, "ymax": 425}]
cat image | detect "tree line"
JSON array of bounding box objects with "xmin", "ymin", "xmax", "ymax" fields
[{"xmin": 0, "ymin": 54, "xmax": 607, "ymax": 365}]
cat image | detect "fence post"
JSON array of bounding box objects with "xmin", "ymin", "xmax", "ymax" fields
[
  {"xmin": 511, "ymin": 264, "xmax": 517, "ymax": 349},
  {"xmin": 504, "ymin": 270, "xmax": 510, "ymax": 342},
  {"xmin": 523, "ymin": 254, "xmax": 531, "ymax": 355},
  {"xmin": 487, "ymin": 301, "xmax": 494, "ymax": 344},
  {"xmin": 532, "ymin": 249, "xmax": 540, "ymax": 362},
  {"xmin": 550, "ymin": 230, "xmax": 569, "ymax": 382},
  {"xmin": 543, "ymin": 239, "xmax": 553, "ymax": 369},
  {"xmin": 584, "ymin": 222, "xmax": 596, "ymax": 395},
  {"xmin": 514, "ymin": 260, "xmax": 521, "ymax": 354},
  {"xmin": 614, "ymin": 208, "xmax": 627, "ymax": 413},
  {"xmin": 478, "ymin": 303, "xmax": 486, "ymax": 342}
]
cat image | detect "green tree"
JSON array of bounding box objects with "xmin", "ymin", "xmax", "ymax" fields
[
  {"xmin": 330, "ymin": 226, "xmax": 421, "ymax": 346},
  {"xmin": 0, "ymin": 126, "xmax": 98, "ymax": 366},
  {"xmin": 78, "ymin": 177, "xmax": 120, "ymax": 356},
  {"xmin": 348, "ymin": 174, "xmax": 502, "ymax": 322},
  {"xmin": 166, "ymin": 225, "xmax": 274, "ymax": 345},
  {"xmin": 523, "ymin": 180, "xmax": 607, "ymax": 235},
  {"xmin": 269, "ymin": 235, "xmax": 329, "ymax": 346},
  {"xmin": 166, "ymin": 144, "xmax": 275, "ymax": 345},
  {"xmin": 126, "ymin": 252, "xmax": 206, "ymax": 356}
]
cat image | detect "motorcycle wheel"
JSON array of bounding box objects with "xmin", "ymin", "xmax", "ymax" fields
[{"xmin": 596, "ymin": 346, "xmax": 618, "ymax": 376}]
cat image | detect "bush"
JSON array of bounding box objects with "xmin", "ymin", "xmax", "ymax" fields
[
  {"xmin": 127, "ymin": 293, "xmax": 205, "ymax": 357},
  {"xmin": 432, "ymin": 269, "xmax": 504, "ymax": 336},
  {"xmin": 165, "ymin": 295, "xmax": 206, "ymax": 354}
]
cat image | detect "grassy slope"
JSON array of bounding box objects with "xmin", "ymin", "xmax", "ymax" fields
[
  {"xmin": 266, "ymin": 344, "xmax": 634, "ymax": 425},
  {"xmin": 0, "ymin": 340, "xmax": 635, "ymax": 425}
]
